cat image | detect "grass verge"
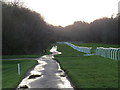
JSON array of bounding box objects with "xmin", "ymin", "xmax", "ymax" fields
[
  {"xmin": 56, "ymin": 44, "xmax": 118, "ymax": 88},
  {"xmin": 2, "ymin": 59, "xmax": 37, "ymax": 88}
]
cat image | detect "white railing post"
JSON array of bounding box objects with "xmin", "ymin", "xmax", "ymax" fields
[
  {"xmin": 18, "ymin": 63, "xmax": 20, "ymax": 75},
  {"xmin": 95, "ymin": 47, "xmax": 120, "ymax": 60}
]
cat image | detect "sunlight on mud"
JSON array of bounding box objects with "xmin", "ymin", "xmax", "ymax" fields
[{"xmin": 17, "ymin": 46, "xmax": 73, "ymax": 89}]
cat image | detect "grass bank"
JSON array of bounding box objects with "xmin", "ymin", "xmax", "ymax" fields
[
  {"xmin": 56, "ymin": 44, "xmax": 118, "ymax": 88},
  {"xmin": 2, "ymin": 59, "xmax": 37, "ymax": 88}
]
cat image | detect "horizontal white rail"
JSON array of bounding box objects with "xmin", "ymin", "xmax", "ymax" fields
[
  {"xmin": 64, "ymin": 42, "xmax": 92, "ymax": 54},
  {"xmin": 95, "ymin": 47, "xmax": 120, "ymax": 60},
  {"xmin": 57, "ymin": 42, "xmax": 120, "ymax": 60}
]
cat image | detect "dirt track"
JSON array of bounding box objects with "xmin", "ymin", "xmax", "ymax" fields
[{"xmin": 17, "ymin": 54, "xmax": 74, "ymax": 89}]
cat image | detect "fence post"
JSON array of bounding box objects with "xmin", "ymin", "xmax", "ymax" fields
[
  {"xmin": 118, "ymin": 49, "xmax": 120, "ymax": 60},
  {"xmin": 18, "ymin": 63, "xmax": 20, "ymax": 75}
]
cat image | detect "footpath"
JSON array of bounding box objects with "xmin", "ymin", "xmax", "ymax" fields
[{"xmin": 17, "ymin": 46, "xmax": 74, "ymax": 90}]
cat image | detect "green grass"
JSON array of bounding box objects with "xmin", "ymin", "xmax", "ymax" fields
[
  {"xmin": 56, "ymin": 44, "xmax": 118, "ymax": 88},
  {"xmin": 56, "ymin": 44, "xmax": 85, "ymax": 57},
  {"xmin": 2, "ymin": 59, "xmax": 37, "ymax": 88},
  {"xmin": 2, "ymin": 54, "xmax": 41, "ymax": 59},
  {"xmin": 72, "ymin": 43, "xmax": 120, "ymax": 54}
]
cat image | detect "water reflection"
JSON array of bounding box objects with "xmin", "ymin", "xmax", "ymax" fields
[{"xmin": 17, "ymin": 46, "xmax": 73, "ymax": 89}]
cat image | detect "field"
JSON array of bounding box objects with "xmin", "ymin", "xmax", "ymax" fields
[
  {"xmin": 2, "ymin": 46, "xmax": 52, "ymax": 89},
  {"xmin": 55, "ymin": 44, "xmax": 119, "ymax": 88},
  {"xmin": 2, "ymin": 43, "xmax": 119, "ymax": 89},
  {"xmin": 2, "ymin": 55, "xmax": 39, "ymax": 88}
]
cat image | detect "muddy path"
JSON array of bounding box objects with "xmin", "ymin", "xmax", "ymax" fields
[{"xmin": 17, "ymin": 46, "xmax": 74, "ymax": 89}]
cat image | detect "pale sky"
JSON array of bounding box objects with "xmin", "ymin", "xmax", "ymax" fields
[{"xmin": 5, "ymin": 0, "xmax": 120, "ymax": 26}]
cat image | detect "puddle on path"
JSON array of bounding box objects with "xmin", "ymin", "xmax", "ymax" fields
[{"xmin": 17, "ymin": 46, "xmax": 74, "ymax": 89}]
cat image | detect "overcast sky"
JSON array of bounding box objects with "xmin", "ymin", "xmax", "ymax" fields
[{"xmin": 5, "ymin": 0, "xmax": 120, "ymax": 26}]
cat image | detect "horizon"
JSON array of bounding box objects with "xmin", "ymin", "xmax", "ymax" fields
[{"xmin": 4, "ymin": 0, "xmax": 120, "ymax": 27}]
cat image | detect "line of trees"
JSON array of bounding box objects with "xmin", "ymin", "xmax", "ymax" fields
[
  {"xmin": 2, "ymin": 1, "xmax": 119, "ymax": 55},
  {"xmin": 52, "ymin": 16, "xmax": 119, "ymax": 44},
  {"xmin": 2, "ymin": 2, "xmax": 55, "ymax": 55}
]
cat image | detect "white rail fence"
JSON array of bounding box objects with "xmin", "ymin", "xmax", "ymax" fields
[
  {"xmin": 64, "ymin": 42, "xmax": 92, "ymax": 54},
  {"xmin": 95, "ymin": 47, "xmax": 120, "ymax": 60},
  {"xmin": 58, "ymin": 42, "xmax": 120, "ymax": 60}
]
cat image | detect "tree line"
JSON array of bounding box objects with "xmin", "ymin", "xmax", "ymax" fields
[
  {"xmin": 2, "ymin": 2, "xmax": 55, "ymax": 55},
  {"xmin": 2, "ymin": 1, "xmax": 119, "ymax": 55},
  {"xmin": 52, "ymin": 16, "xmax": 119, "ymax": 44}
]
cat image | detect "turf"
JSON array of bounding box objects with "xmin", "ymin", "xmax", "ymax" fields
[
  {"xmin": 56, "ymin": 44, "xmax": 118, "ymax": 88},
  {"xmin": 56, "ymin": 44, "xmax": 85, "ymax": 57},
  {"xmin": 2, "ymin": 59, "xmax": 37, "ymax": 88}
]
